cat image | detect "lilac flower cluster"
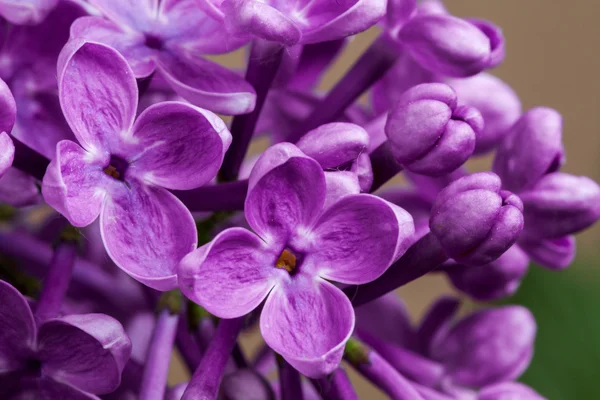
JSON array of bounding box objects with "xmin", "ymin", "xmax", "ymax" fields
[{"xmin": 0, "ymin": 0, "xmax": 598, "ymax": 398}]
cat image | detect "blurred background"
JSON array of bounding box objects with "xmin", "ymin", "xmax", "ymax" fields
[{"xmin": 169, "ymin": 1, "xmax": 600, "ymax": 398}]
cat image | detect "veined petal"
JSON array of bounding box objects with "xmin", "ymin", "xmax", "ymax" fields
[
  {"xmin": 0, "ymin": 132, "xmax": 14, "ymax": 178},
  {"xmin": 41, "ymin": 140, "xmax": 109, "ymax": 227},
  {"xmin": 128, "ymin": 102, "xmax": 231, "ymax": 190},
  {"xmin": 0, "ymin": 280, "xmax": 36, "ymax": 373},
  {"xmin": 70, "ymin": 16, "xmax": 156, "ymax": 78},
  {"xmin": 245, "ymin": 143, "xmax": 326, "ymax": 245},
  {"xmin": 298, "ymin": 0, "xmax": 387, "ymax": 44},
  {"xmin": 87, "ymin": 0, "xmax": 158, "ymax": 30},
  {"xmin": 260, "ymin": 277, "xmax": 354, "ymax": 378},
  {"xmin": 0, "ymin": 0, "xmax": 58, "ymax": 25},
  {"xmin": 58, "ymin": 40, "xmax": 138, "ymax": 154},
  {"xmin": 157, "ymin": 51, "xmax": 256, "ymax": 115},
  {"xmin": 309, "ymin": 194, "xmax": 414, "ymax": 284},
  {"xmin": 37, "ymin": 314, "xmax": 131, "ymax": 395},
  {"xmin": 178, "ymin": 227, "xmax": 278, "ymax": 319},
  {"xmin": 100, "ymin": 180, "xmax": 197, "ymax": 291}
]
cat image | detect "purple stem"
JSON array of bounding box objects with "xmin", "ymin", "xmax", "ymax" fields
[
  {"xmin": 11, "ymin": 137, "xmax": 49, "ymax": 181},
  {"xmin": 277, "ymin": 356, "xmax": 303, "ymax": 400},
  {"xmin": 343, "ymin": 233, "xmax": 448, "ymax": 307},
  {"xmin": 182, "ymin": 317, "xmax": 245, "ymax": 400},
  {"xmin": 173, "ymin": 180, "xmax": 248, "ymax": 212},
  {"xmin": 356, "ymin": 329, "xmax": 444, "ymax": 387},
  {"xmin": 344, "ymin": 339, "xmax": 425, "ymax": 400},
  {"xmin": 176, "ymin": 317, "xmax": 203, "ymax": 372},
  {"xmin": 139, "ymin": 310, "xmax": 179, "ymax": 400},
  {"xmin": 313, "ymin": 368, "xmax": 358, "ymax": 400},
  {"xmin": 34, "ymin": 241, "xmax": 77, "ymax": 321},
  {"xmin": 416, "ymin": 297, "xmax": 460, "ymax": 355},
  {"xmin": 369, "ymin": 141, "xmax": 403, "ymax": 192},
  {"xmin": 288, "ymin": 33, "xmax": 398, "ymax": 143},
  {"xmin": 220, "ymin": 39, "xmax": 285, "ymax": 181}
]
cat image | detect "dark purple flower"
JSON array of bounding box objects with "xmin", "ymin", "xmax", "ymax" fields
[
  {"xmin": 179, "ymin": 142, "xmax": 415, "ymax": 377},
  {"xmin": 72, "ymin": 0, "xmax": 255, "ymax": 115},
  {"xmin": 42, "ymin": 40, "xmax": 231, "ymax": 290},
  {"xmin": 0, "ymin": 280, "xmax": 131, "ymax": 398},
  {"xmin": 202, "ymin": 0, "xmax": 386, "ymax": 46}
]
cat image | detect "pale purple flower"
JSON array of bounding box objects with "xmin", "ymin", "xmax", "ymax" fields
[
  {"xmin": 0, "ymin": 77, "xmax": 16, "ymax": 178},
  {"xmin": 179, "ymin": 142, "xmax": 415, "ymax": 377},
  {"xmin": 201, "ymin": 0, "xmax": 387, "ymax": 46},
  {"xmin": 71, "ymin": 0, "xmax": 255, "ymax": 115},
  {"xmin": 0, "ymin": 0, "xmax": 58, "ymax": 25},
  {"xmin": 42, "ymin": 40, "xmax": 232, "ymax": 290},
  {"xmin": 0, "ymin": 280, "xmax": 131, "ymax": 399}
]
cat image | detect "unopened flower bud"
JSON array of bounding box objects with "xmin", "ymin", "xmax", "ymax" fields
[
  {"xmin": 493, "ymin": 107, "xmax": 564, "ymax": 193},
  {"xmin": 518, "ymin": 235, "xmax": 575, "ymax": 271},
  {"xmin": 478, "ymin": 382, "xmax": 545, "ymax": 400},
  {"xmin": 385, "ymin": 83, "xmax": 480, "ymax": 176},
  {"xmin": 431, "ymin": 306, "xmax": 536, "ymax": 388},
  {"xmin": 520, "ymin": 172, "xmax": 600, "ymax": 239},
  {"xmin": 398, "ymin": 14, "xmax": 504, "ymax": 77},
  {"xmin": 430, "ymin": 172, "xmax": 524, "ymax": 266}
]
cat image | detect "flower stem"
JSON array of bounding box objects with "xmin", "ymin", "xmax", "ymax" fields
[
  {"xmin": 288, "ymin": 33, "xmax": 398, "ymax": 143},
  {"xmin": 369, "ymin": 141, "xmax": 403, "ymax": 192},
  {"xmin": 220, "ymin": 39, "xmax": 285, "ymax": 181},
  {"xmin": 344, "ymin": 338, "xmax": 425, "ymax": 400},
  {"xmin": 139, "ymin": 306, "xmax": 180, "ymax": 400},
  {"xmin": 416, "ymin": 297, "xmax": 460, "ymax": 354},
  {"xmin": 182, "ymin": 316, "xmax": 246, "ymax": 400},
  {"xmin": 343, "ymin": 233, "xmax": 448, "ymax": 307},
  {"xmin": 173, "ymin": 179, "xmax": 248, "ymax": 212},
  {"xmin": 276, "ymin": 355, "xmax": 303, "ymax": 400},
  {"xmin": 313, "ymin": 368, "xmax": 358, "ymax": 400},
  {"xmin": 176, "ymin": 316, "xmax": 203, "ymax": 372},
  {"xmin": 11, "ymin": 136, "xmax": 49, "ymax": 181},
  {"xmin": 34, "ymin": 227, "xmax": 79, "ymax": 321}
]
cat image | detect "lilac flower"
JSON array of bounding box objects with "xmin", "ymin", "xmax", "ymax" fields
[
  {"xmin": 71, "ymin": 0, "xmax": 255, "ymax": 115},
  {"xmin": 179, "ymin": 142, "xmax": 415, "ymax": 377},
  {"xmin": 202, "ymin": 0, "xmax": 387, "ymax": 46},
  {"xmin": 0, "ymin": 0, "xmax": 58, "ymax": 25},
  {"xmin": 0, "ymin": 77, "xmax": 16, "ymax": 178},
  {"xmin": 42, "ymin": 40, "xmax": 232, "ymax": 290},
  {"xmin": 0, "ymin": 280, "xmax": 131, "ymax": 398}
]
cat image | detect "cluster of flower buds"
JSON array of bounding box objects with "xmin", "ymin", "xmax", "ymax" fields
[{"xmin": 0, "ymin": 0, "xmax": 597, "ymax": 398}]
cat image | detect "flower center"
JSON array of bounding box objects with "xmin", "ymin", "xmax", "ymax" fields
[
  {"xmin": 144, "ymin": 34, "xmax": 164, "ymax": 50},
  {"xmin": 275, "ymin": 249, "xmax": 297, "ymax": 274},
  {"xmin": 103, "ymin": 155, "xmax": 129, "ymax": 181},
  {"xmin": 24, "ymin": 358, "xmax": 42, "ymax": 377}
]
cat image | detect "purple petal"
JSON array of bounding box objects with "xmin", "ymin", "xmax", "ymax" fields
[
  {"xmin": 260, "ymin": 278, "xmax": 354, "ymax": 378},
  {"xmin": 0, "ymin": 132, "xmax": 14, "ymax": 177},
  {"xmin": 10, "ymin": 377, "xmax": 100, "ymax": 400},
  {"xmin": 478, "ymin": 382, "xmax": 546, "ymax": 400},
  {"xmin": 518, "ymin": 236, "xmax": 575, "ymax": 271},
  {"xmin": 298, "ymin": 0, "xmax": 387, "ymax": 44},
  {"xmin": 37, "ymin": 314, "xmax": 131, "ymax": 394},
  {"xmin": 87, "ymin": 0, "xmax": 158, "ymax": 29},
  {"xmin": 323, "ymin": 171, "xmax": 361, "ymax": 210},
  {"xmin": 0, "ymin": 168, "xmax": 40, "ymax": 206},
  {"xmin": 128, "ymin": 102, "xmax": 231, "ymax": 190},
  {"xmin": 310, "ymin": 194, "xmax": 414, "ymax": 284},
  {"xmin": 41, "ymin": 140, "xmax": 109, "ymax": 227},
  {"xmin": 0, "ymin": 0, "xmax": 58, "ymax": 25},
  {"xmin": 245, "ymin": 143, "xmax": 325, "ymax": 245},
  {"xmin": 70, "ymin": 16, "xmax": 156, "ymax": 78},
  {"xmin": 383, "ymin": 0, "xmax": 417, "ymax": 33},
  {"xmin": 178, "ymin": 227, "xmax": 278, "ymax": 319},
  {"xmin": 100, "ymin": 180, "xmax": 197, "ymax": 290},
  {"xmin": 0, "ymin": 280, "xmax": 36, "ymax": 372},
  {"xmin": 157, "ymin": 51, "xmax": 256, "ymax": 115},
  {"xmin": 296, "ymin": 122, "xmax": 369, "ymax": 169},
  {"xmin": 0, "ymin": 78, "xmax": 16, "ymax": 134},
  {"xmin": 58, "ymin": 40, "xmax": 138, "ymax": 153}
]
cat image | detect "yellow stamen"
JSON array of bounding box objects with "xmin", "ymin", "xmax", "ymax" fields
[
  {"xmin": 275, "ymin": 249, "xmax": 296, "ymax": 273},
  {"xmin": 103, "ymin": 165, "xmax": 120, "ymax": 180}
]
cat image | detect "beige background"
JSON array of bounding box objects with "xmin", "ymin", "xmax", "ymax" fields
[{"xmin": 170, "ymin": 2, "xmax": 600, "ymax": 398}]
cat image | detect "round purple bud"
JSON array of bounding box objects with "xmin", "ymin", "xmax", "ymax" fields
[
  {"xmin": 446, "ymin": 245, "xmax": 529, "ymax": 301},
  {"xmin": 493, "ymin": 107, "xmax": 564, "ymax": 193},
  {"xmin": 430, "ymin": 172, "xmax": 524, "ymax": 266},
  {"xmin": 447, "ymin": 73, "xmax": 521, "ymax": 155},
  {"xmin": 398, "ymin": 14, "xmax": 504, "ymax": 77},
  {"xmin": 518, "ymin": 235, "xmax": 575, "ymax": 271},
  {"xmin": 385, "ymin": 83, "xmax": 480, "ymax": 176},
  {"xmin": 519, "ymin": 172, "xmax": 600, "ymax": 239},
  {"xmin": 478, "ymin": 382, "xmax": 545, "ymax": 400},
  {"xmin": 431, "ymin": 306, "xmax": 536, "ymax": 388}
]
